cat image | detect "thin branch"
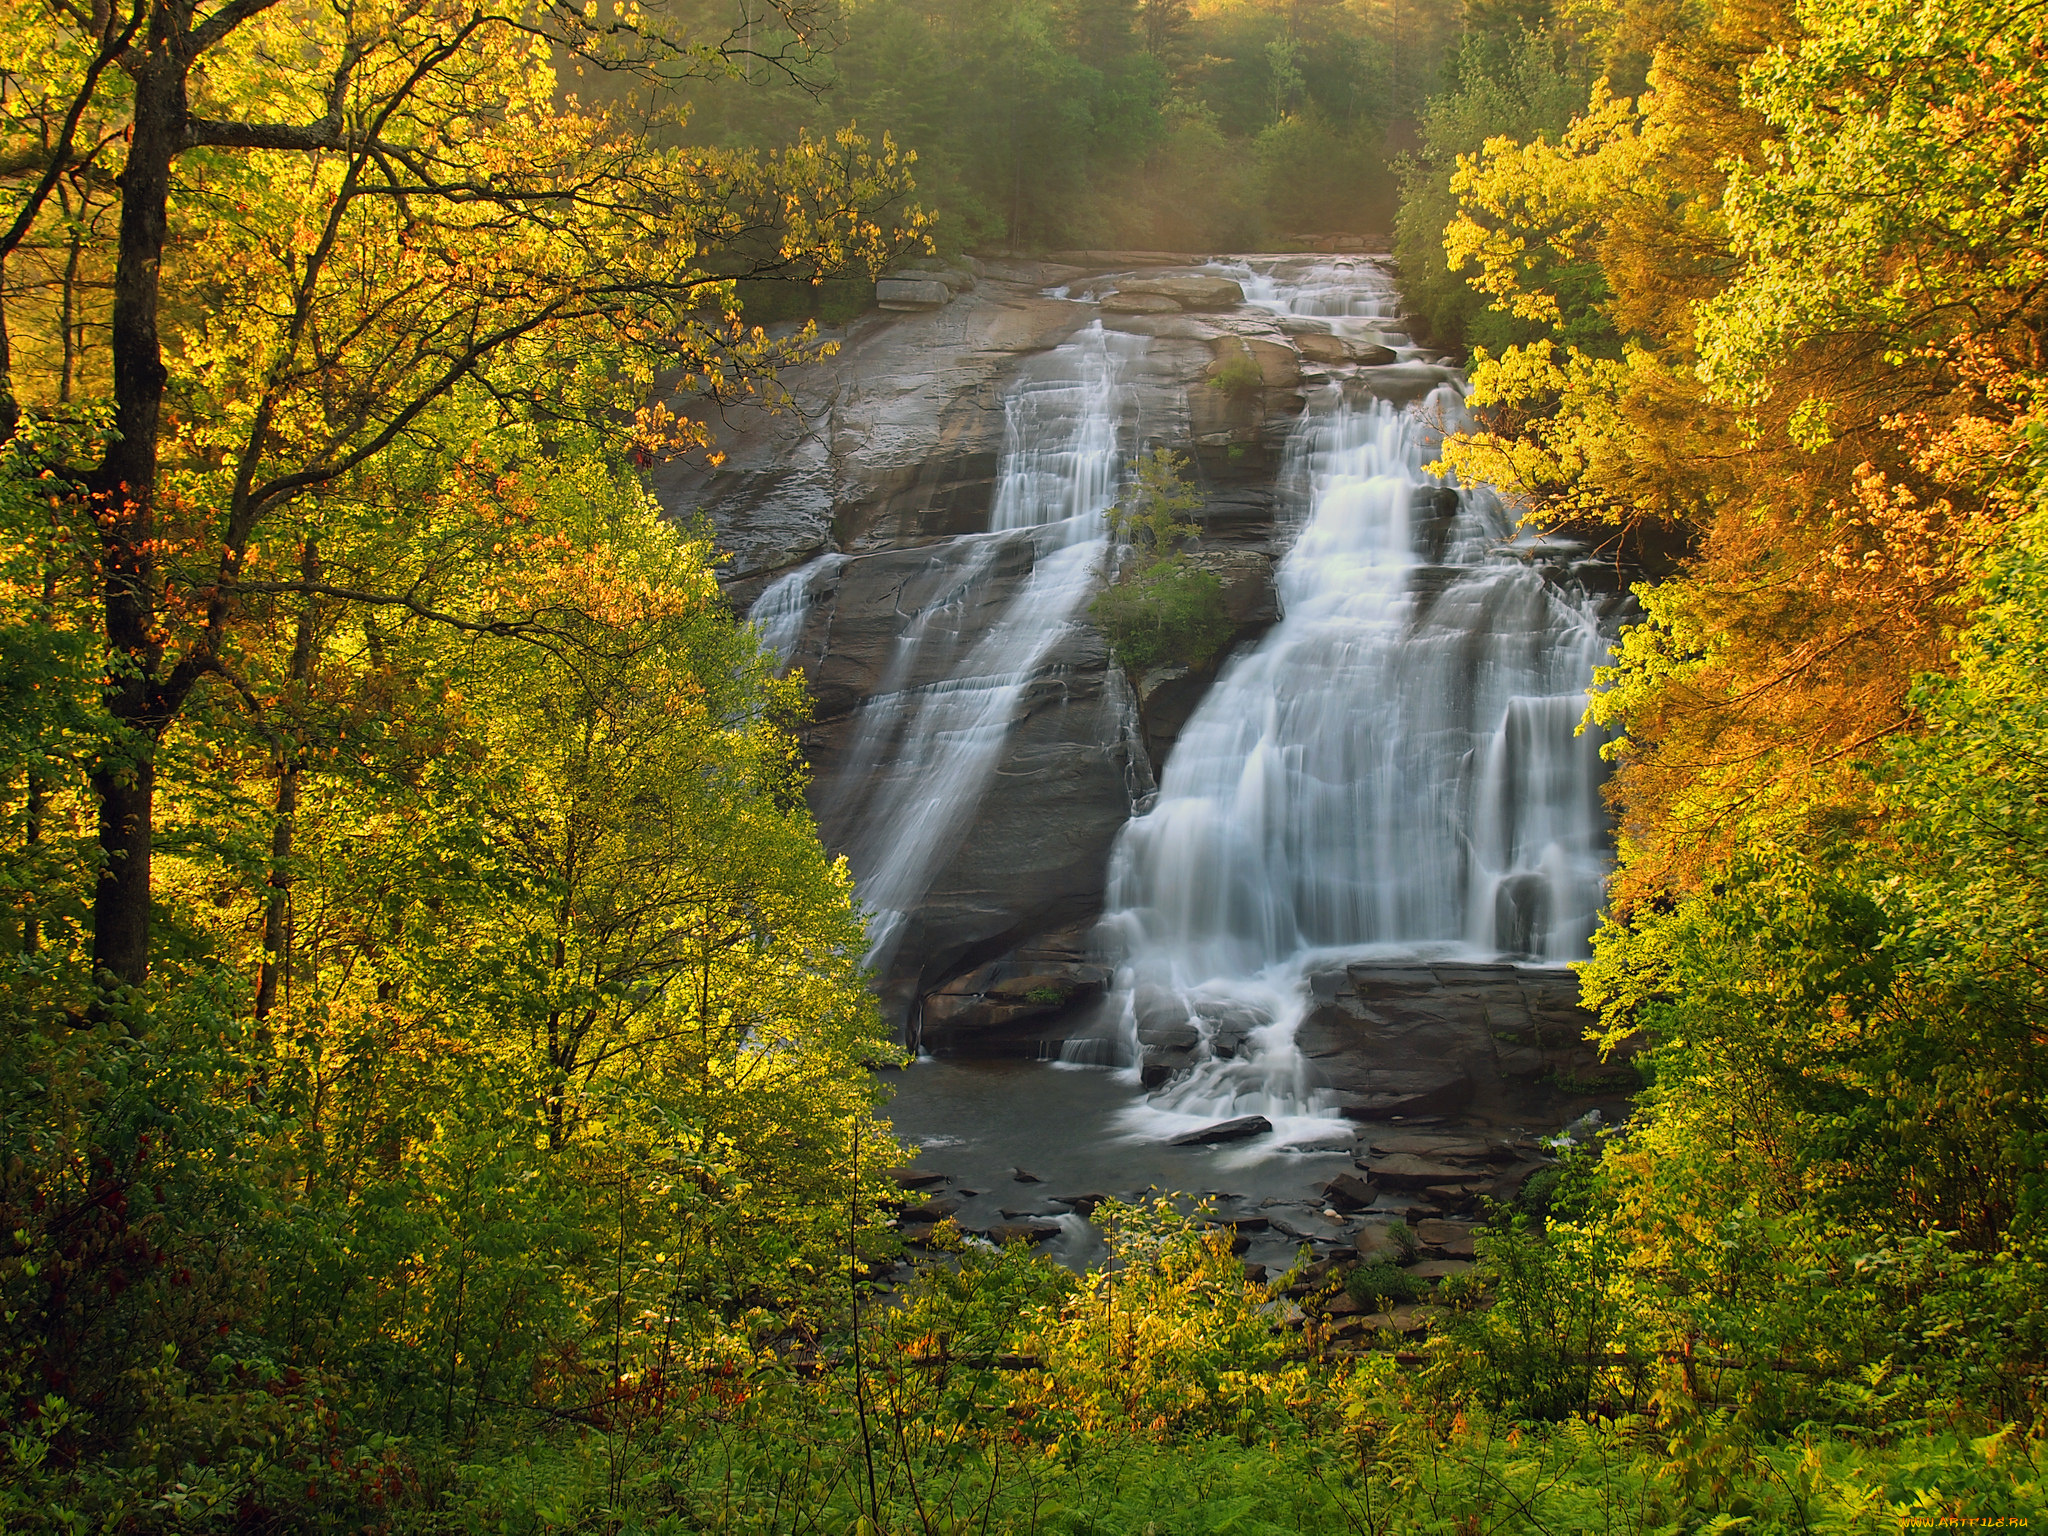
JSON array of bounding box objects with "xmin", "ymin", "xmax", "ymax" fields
[
  {"xmin": 218, "ymin": 576, "xmax": 599, "ymax": 640},
  {"xmin": 0, "ymin": 0, "xmax": 145, "ymax": 266},
  {"xmin": 186, "ymin": 0, "xmax": 290, "ymax": 55}
]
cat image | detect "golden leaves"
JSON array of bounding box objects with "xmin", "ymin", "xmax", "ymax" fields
[{"xmin": 1444, "ymin": 83, "xmax": 1652, "ymax": 329}]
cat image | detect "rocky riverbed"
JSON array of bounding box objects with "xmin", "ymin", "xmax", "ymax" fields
[
  {"xmin": 877, "ymin": 954, "xmax": 1636, "ymax": 1281},
  {"xmin": 674, "ymin": 254, "xmax": 1634, "ymax": 1231}
]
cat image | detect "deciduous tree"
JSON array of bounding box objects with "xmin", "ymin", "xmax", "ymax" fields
[{"xmin": 0, "ymin": 0, "xmax": 920, "ymax": 991}]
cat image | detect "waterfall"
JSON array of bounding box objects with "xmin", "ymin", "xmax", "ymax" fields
[
  {"xmin": 821, "ymin": 323, "xmax": 1152, "ymax": 970},
  {"xmin": 1230, "ymin": 259, "xmax": 1395, "ymax": 322},
  {"xmin": 1097, "ymin": 259, "xmax": 1615, "ymax": 1142},
  {"xmin": 749, "ymin": 552, "xmax": 847, "ymax": 672}
]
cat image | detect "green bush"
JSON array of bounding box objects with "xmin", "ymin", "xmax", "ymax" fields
[
  {"xmin": 1092, "ymin": 559, "xmax": 1235, "ymax": 674},
  {"xmin": 1207, "ymin": 349, "xmax": 1265, "ymax": 399},
  {"xmin": 1346, "ymin": 1261, "xmax": 1420, "ymax": 1310},
  {"xmin": 1106, "ymin": 447, "xmax": 1204, "ymax": 553},
  {"xmin": 1435, "ymin": 1216, "xmax": 1631, "ymax": 1421},
  {"xmin": 1094, "ymin": 448, "xmax": 1236, "ymax": 675}
]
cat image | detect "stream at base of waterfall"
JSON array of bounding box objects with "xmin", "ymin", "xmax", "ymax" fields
[{"xmin": 762, "ymin": 257, "xmax": 1626, "ymax": 1265}]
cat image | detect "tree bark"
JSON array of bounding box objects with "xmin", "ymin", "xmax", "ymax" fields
[
  {"xmin": 89, "ymin": 33, "xmax": 186, "ymax": 992},
  {"xmin": 0, "ymin": 255, "xmax": 16, "ymax": 446}
]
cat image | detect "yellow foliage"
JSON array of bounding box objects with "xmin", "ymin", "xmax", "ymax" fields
[{"xmin": 1012, "ymin": 1200, "xmax": 1310, "ymax": 1442}]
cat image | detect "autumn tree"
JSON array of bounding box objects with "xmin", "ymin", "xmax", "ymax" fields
[
  {"xmin": 0, "ymin": 2, "xmax": 925, "ymax": 1500},
  {"xmin": 0, "ymin": 0, "xmax": 922, "ymax": 994},
  {"xmin": 1410, "ymin": 0, "xmax": 2048, "ymax": 1416},
  {"xmin": 1430, "ymin": 0, "xmax": 2032, "ymax": 897}
]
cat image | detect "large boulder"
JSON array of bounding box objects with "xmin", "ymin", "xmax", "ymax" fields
[
  {"xmin": 1116, "ymin": 274, "xmax": 1247, "ymax": 311},
  {"xmin": 876, "ymin": 277, "xmax": 953, "ymax": 310},
  {"xmin": 1206, "ymin": 335, "xmax": 1300, "ymax": 391},
  {"xmin": 1413, "ymin": 1220, "xmax": 1478, "ymax": 1258},
  {"xmin": 1321, "ymin": 1172, "xmax": 1378, "ymax": 1211},
  {"xmin": 1345, "ymin": 360, "xmax": 1458, "ymax": 406},
  {"xmin": 918, "ymin": 940, "xmax": 1114, "ymax": 1052},
  {"xmin": 1364, "ymin": 1154, "xmax": 1480, "ymax": 1190},
  {"xmin": 1099, "ymin": 291, "xmax": 1182, "ymax": 315},
  {"xmin": 1294, "ymin": 962, "xmax": 1634, "ymax": 1129},
  {"xmin": 1288, "ymin": 330, "xmax": 1400, "ymax": 368},
  {"xmin": 1289, "ymin": 330, "xmax": 1351, "ymax": 366},
  {"xmin": 1169, "ymin": 1115, "xmax": 1273, "ymax": 1146},
  {"xmin": 884, "ymin": 264, "xmax": 975, "ymax": 294}
]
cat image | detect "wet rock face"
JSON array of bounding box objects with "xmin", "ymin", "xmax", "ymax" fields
[
  {"xmin": 1133, "ymin": 666, "xmax": 1210, "ymax": 776},
  {"xmin": 1294, "ymin": 962, "xmax": 1637, "ymax": 1123},
  {"xmin": 799, "ymin": 557, "xmax": 1153, "ymax": 1018},
  {"xmin": 654, "ymin": 272, "xmax": 1094, "ymax": 583},
  {"xmin": 673, "ymin": 257, "xmax": 1328, "ymax": 1028},
  {"xmin": 680, "ymin": 255, "xmax": 1500, "ymax": 1039}
]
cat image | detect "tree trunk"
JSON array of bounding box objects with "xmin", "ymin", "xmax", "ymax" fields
[
  {"xmin": 23, "ymin": 555, "xmax": 58, "ymax": 955},
  {"xmin": 254, "ymin": 543, "xmax": 320, "ymax": 1024},
  {"xmin": 0, "ymin": 254, "xmax": 17, "ymax": 447},
  {"xmin": 90, "ymin": 41, "xmax": 186, "ymax": 991},
  {"xmin": 23, "ymin": 772, "xmax": 47, "ymax": 955}
]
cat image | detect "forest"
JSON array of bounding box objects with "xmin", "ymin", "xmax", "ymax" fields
[{"xmin": 1, "ymin": 0, "xmax": 2044, "ymax": 1530}]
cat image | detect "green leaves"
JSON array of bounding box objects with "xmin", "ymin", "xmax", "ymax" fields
[
  {"xmin": 1700, "ymin": 0, "xmax": 2048, "ymax": 407},
  {"xmin": 1094, "ymin": 448, "xmax": 1235, "ymax": 675}
]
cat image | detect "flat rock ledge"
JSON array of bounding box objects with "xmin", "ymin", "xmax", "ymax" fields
[{"xmin": 1107, "ymin": 274, "xmax": 1247, "ymax": 312}]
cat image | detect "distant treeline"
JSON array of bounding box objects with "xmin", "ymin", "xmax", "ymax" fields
[{"xmin": 659, "ymin": 0, "xmax": 1465, "ymax": 259}]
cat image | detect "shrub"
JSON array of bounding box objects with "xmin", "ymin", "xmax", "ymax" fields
[
  {"xmin": 1346, "ymin": 1261, "xmax": 1420, "ymax": 1310},
  {"xmin": 1435, "ymin": 1216, "xmax": 1631, "ymax": 1421},
  {"xmin": 1208, "ymin": 348, "xmax": 1265, "ymax": 399},
  {"xmin": 1095, "ymin": 449, "xmax": 1238, "ymax": 674},
  {"xmin": 1106, "ymin": 447, "xmax": 1204, "ymax": 553},
  {"xmin": 1092, "ymin": 559, "xmax": 1235, "ymax": 673}
]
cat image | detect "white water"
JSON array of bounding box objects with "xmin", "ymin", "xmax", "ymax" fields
[
  {"xmin": 821, "ymin": 324, "xmax": 1151, "ymax": 970},
  {"xmin": 749, "ymin": 552, "xmax": 848, "ymax": 671},
  {"xmin": 1098, "ymin": 259, "xmax": 1614, "ymax": 1144},
  {"xmin": 1231, "ymin": 258, "xmax": 1393, "ymax": 322}
]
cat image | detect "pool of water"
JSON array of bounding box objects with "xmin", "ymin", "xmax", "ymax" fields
[{"xmin": 875, "ymin": 1057, "xmax": 1369, "ymax": 1272}]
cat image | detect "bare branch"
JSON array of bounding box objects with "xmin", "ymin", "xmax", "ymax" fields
[
  {"xmin": 182, "ymin": 117, "xmax": 345, "ymax": 152},
  {"xmin": 186, "ymin": 0, "xmax": 289, "ymax": 55}
]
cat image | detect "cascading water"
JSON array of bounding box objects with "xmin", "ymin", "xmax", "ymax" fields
[
  {"xmin": 819, "ymin": 323, "xmax": 1153, "ymax": 970},
  {"xmin": 750, "ymin": 552, "xmax": 848, "ymax": 671},
  {"xmin": 1096, "ymin": 258, "xmax": 1616, "ymax": 1143}
]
